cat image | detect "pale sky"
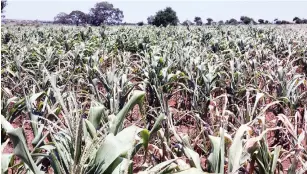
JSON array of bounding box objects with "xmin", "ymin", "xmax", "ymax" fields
[{"xmin": 4, "ymin": 0, "xmax": 307, "ymax": 23}]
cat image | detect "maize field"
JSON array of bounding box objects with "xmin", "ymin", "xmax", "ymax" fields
[{"xmin": 1, "ymin": 24, "xmax": 307, "ymax": 174}]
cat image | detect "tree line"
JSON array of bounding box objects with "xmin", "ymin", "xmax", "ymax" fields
[
  {"xmin": 54, "ymin": 4, "xmax": 307, "ymax": 26},
  {"xmin": 53, "ymin": 2, "xmax": 123, "ymax": 26},
  {"xmin": 2, "ymin": 0, "xmax": 307, "ymax": 26}
]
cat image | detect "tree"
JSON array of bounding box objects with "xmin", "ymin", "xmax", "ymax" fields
[
  {"xmin": 194, "ymin": 16, "xmax": 202, "ymax": 26},
  {"xmin": 293, "ymin": 17, "xmax": 302, "ymax": 24},
  {"xmin": 206, "ymin": 18, "xmax": 213, "ymax": 25},
  {"xmin": 227, "ymin": 18, "xmax": 238, "ymax": 25},
  {"xmin": 1, "ymin": 0, "xmax": 7, "ymax": 18},
  {"xmin": 69, "ymin": 10, "xmax": 87, "ymax": 26},
  {"xmin": 258, "ymin": 19, "xmax": 264, "ymax": 24},
  {"xmin": 54, "ymin": 12, "xmax": 71, "ymax": 24},
  {"xmin": 147, "ymin": 15, "xmax": 154, "ymax": 25},
  {"xmin": 137, "ymin": 21, "xmax": 144, "ymax": 26},
  {"xmin": 182, "ymin": 20, "xmax": 193, "ymax": 26},
  {"xmin": 240, "ymin": 16, "xmax": 253, "ymax": 24},
  {"xmin": 88, "ymin": 2, "xmax": 124, "ymax": 26},
  {"xmin": 280, "ymin": 20, "xmax": 291, "ymax": 24},
  {"xmin": 152, "ymin": 7, "xmax": 179, "ymax": 27},
  {"xmin": 265, "ymin": 20, "xmax": 269, "ymax": 24},
  {"xmin": 218, "ymin": 20, "xmax": 224, "ymax": 25}
]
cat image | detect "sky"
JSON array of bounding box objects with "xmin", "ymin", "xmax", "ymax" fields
[{"xmin": 4, "ymin": 0, "xmax": 307, "ymax": 23}]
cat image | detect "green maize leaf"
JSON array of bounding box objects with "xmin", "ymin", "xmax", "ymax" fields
[
  {"xmin": 140, "ymin": 129, "xmax": 150, "ymax": 150},
  {"xmin": 92, "ymin": 134, "xmax": 123, "ymax": 173},
  {"xmin": 149, "ymin": 113, "xmax": 165, "ymax": 137},
  {"xmin": 270, "ymin": 145, "xmax": 281, "ymax": 173},
  {"xmin": 1, "ymin": 114, "xmax": 14, "ymax": 131},
  {"xmin": 49, "ymin": 150, "xmax": 66, "ymax": 174},
  {"xmin": 1, "ymin": 154, "xmax": 14, "ymax": 174},
  {"xmin": 73, "ymin": 116, "xmax": 83, "ymax": 166},
  {"xmin": 6, "ymin": 127, "xmax": 44, "ymax": 174},
  {"xmin": 88, "ymin": 105, "xmax": 106, "ymax": 129},
  {"xmin": 85, "ymin": 119, "xmax": 97, "ymax": 139},
  {"xmin": 32, "ymin": 124, "xmax": 44, "ymax": 146},
  {"xmin": 92, "ymin": 126, "xmax": 142, "ymax": 173},
  {"xmin": 228, "ymin": 124, "xmax": 251, "ymax": 173},
  {"xmin": 208, "ymin": 135, "xmax": 223, "ymax": 173},
  {"xmin": 105, "ymin": 157, "xmax": 130, "ymax": 174},
  {"xmin": 26, "ymin": 92, "xmax": 45, "ymax": 137},
  {"xmin": 110, "ymin": 90, "xmax": 145, "ymax": 135},
  {"xmin": 183, "ymin": 147, "xmax": 201, "ymax": 170},
  {"xmin": 1, "ymin": 139, "xmax": 14, "ymax": 174},
  {"xmin": 145, "ymin": 159, "xmax": 178, "ymax": 173},
  {"xmin": 251, "ymin": 92, "xmax": 264, "ymax": 118}
]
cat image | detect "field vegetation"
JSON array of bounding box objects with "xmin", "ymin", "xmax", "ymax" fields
[{"xmin": 1, "ymin": 24, "xmax": 307, "ymax": 174}]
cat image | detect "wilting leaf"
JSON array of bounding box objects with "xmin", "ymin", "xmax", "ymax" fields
[
  {"xmin": 6, "ymin": 128, "xmax": 44, "ymax": 174},
  {"xmin": 88, "ymin": 105, "xmax": 106, "ymax": 129},
  {"xmin": 110, "ymin": 90, "xmax": 145, "ymax": 135},
  {"xmin": 228, "ymin": 124, "xmax": 251, "ymax": 173},
  {"xmin": 85, "ymin": 119, "xmax": 97, "ymax": 139},
  {"xmin": 183, "ymin": 147, "xmax": 201, "ymax": 170},
  {"xmin": 270, "ymin": 145, "xmax": 281, "ymax": 173},
  {"xmin": 1, "ymin": 154, "xmax": 14, "ymax": 174}
]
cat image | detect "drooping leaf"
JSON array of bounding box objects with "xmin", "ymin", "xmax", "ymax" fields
[
  {"xmin": 88, "ymin": 105, "xmax": 106, "ymax": 129},
  {"xmin": 6, "ymin": 128, "xmax": 44, "ymax": 174},
  {"xmin": 110, "ymin": 90, "xmax": 145, "ymax": 135},
  {"xmin": 228, "ymin": 124, "xmax": 251, "ymax": 173}
]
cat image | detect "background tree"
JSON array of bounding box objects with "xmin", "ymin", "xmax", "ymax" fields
[
  {"xmin": 218, "ymin": 20, "xmax": 224, "ymax": 25},
  {"xmin": 240, "ymin": 16, "xmax": 253, "ymax": 24},
  {"xmin": 137, "ymin": 21, "xmax": 144, "ymax": 26},
  {"xmin": 147, "ymin": 16, "xmax": 154, "ymax": 25},
  {"xmin": 280, "ymin": 20, "xmax": 291, "ymax": 24},
  {"xmin": 293, "ymin": 17, "xmax": 302, "ymax": 24},
  {"xmin": 227, "ymin": 18, "xmax": 238, "ymax": 25},
  {"xmin": 258, "ymin": 19, "xmax": 264, "ymax": 24},
  {"xmin": 1, "ymin": 0, "xmax": 7, "ymax": 18},
  {"xmin": 69, "ymin": 10, "xmax": 87, "ymax": 26},
  {"xmin": 206, "ymin": 18, "xmax": 213, "ymax": 25},
  {"xmin": 265, "ymin": 20, "xmax": 269, "ymax": 24},
  {"xmin": 182, "ymin": 20, "xmax": 193, "ymax": 26},
  {"xmin": 152, "ymin": 7, "xmax": 179, "ymax": 27},
  {"xmin": 194, "ymin": 16, "xmax": 202, "ymax": 26},
  {"xmin": 54, "ymin": 12, "xmax": 71, "ymax": 24},
  {"xmin": 88, "ymin": 2, "xmax": 123, "ymax": 26}
]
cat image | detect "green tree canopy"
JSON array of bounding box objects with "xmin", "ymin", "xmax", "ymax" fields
[
  {"xmin": 69, "ymin": 10, "xmax": 87, "ymax": 26},
  {"xmin": 194, "ymin": 16, "xmax": 203, "ymax": 26},
  {"xmin": 152, "ymin": 7, "xmax": 179, "ymax": 27},
  {"xmin": 88, "ymin": 2, "xmax": 124, "ymax": 26},
  {"xmin": 54, "ymin": 12, "xmax": 71, "ymax": 24},
  {"xmin": 206, "ymin": 18, "xmax": 213, "ymax": 25}
]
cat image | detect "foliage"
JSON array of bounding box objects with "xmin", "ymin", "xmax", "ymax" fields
[
  {"xmin": 182, "ymin": 20, "xmax": 193, "ymax": 26},
  {"xmin": 194, "ymin": 16, "xmax": 203, "ymax": 26},
  {"xmin": 258, "ymin": 19, "xmax": 264, "ymax": 24},
  {"xmin": 151, "ymin": 7, "xmax": 179, "ymax": 27},
  {"xmin": 1, "ymin": 0, "xmax": 7, "ymax": 18},
  {"xmin": 88, "ymin": 2, "xmax": 124, "ymax": 26},
  {"xmin": 54, "ymin": 12, "xmax": 72, "ymax": 24},
  {"xmin": 137, "ymin": 21, "xmax": 144, "ymax": 26},
  {"xmin": 1, "ymin": 24, "xmax": 307, "ymax": 174},
  {"xmin": 240, "ymin": 16, "xmax": 256, "ymax": 24},
  {"xmin": 69, "ymin": 10, "xmax": 87, "ymax": 26},
  {"xmin": 54, "ymin": 2, "xmax": 123, "ymax": 26},
  {"xmin": 206, "ymin": 18, "xmax": 213, "ymax": 25}
]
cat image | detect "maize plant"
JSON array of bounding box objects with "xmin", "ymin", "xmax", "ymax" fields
[{"xmin": 1, "ymin": 24, "xmax": 307, "ymax": 174}]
